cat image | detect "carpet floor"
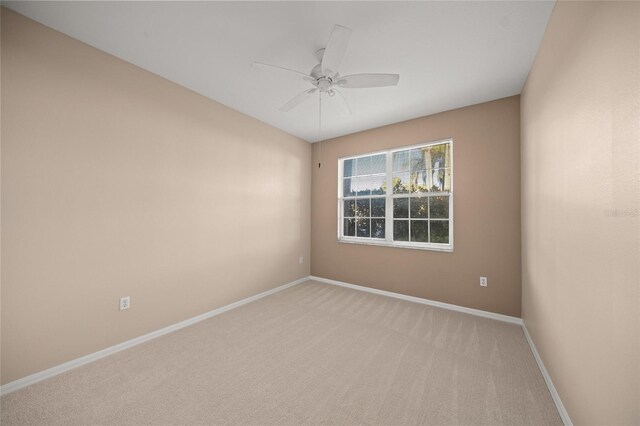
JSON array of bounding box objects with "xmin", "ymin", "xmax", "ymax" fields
[{"xmin": 1, "ymin": 280, "xmax": 561, "ymax": 425}]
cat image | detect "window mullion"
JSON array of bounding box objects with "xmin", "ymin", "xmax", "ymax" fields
[
  {"xmin": 385, "ymin": 152, "xmax": 393, "ymax": 243},
  {"xmin": 337, "ymin": 160, "xmax": 343, "ymax": 240}
]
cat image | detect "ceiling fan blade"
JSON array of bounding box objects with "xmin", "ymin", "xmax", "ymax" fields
[
  {"xmin": 253, "ymin": 62, "xmax": 315, "ymax": 83},
  {"xmin": 338, "ymin": 73, "xmax": 400, "ymax": 88},
  {"xmin": 279, "ymin": 88, "xmax": 318, "ymax": 112},
  {"xmin": 332, "ymin": 89, "xmax": 352, "ymax": 116},
  {"xmin": 321, "ymin": 25, "xmax": 352, "ymax": 76}
]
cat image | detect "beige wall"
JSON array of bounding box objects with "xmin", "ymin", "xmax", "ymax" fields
[
  {"xmin": 0, "ymin": 9, "xmax": 311, "ymax": 385},
  {"xmin": 311, "ymin": 96, "xmax": 522, "ymax": 317},
  {"xmin": 521, "ymin": 2, "xmax": 640, "ymax": 424}
]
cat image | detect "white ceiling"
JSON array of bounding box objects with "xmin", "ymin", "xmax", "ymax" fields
[{"xmin": 4, "ymin": 1, "xmax": 554, "ymax": 142}]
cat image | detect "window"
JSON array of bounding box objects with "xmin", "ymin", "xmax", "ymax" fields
[{"xmin": 338, "ymin": 139, "xmax": 453, "ymax": 251}]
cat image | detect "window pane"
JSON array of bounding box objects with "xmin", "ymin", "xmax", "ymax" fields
[
  {"xmin": 408, "ymin": 172, "xmax": 426, "ymax": 193},
  {"xmin": 411, "ymin": 170, "xmax": 429, "ymax": 193},
  {"xmin": 371, "ymin": 198, "xmax": 385, "ymax": 217},
  {"xmin": 370, "ymin": 174, "xmax": 386, "ymax": 195},
  {"xmin": 344, "ymin": 200, "xmax": 355, "ymax": 217},
  {"xmin": 407, "ymin": 173, "xmax": 416, "ymax": 193},
  {"xmin": 343, "ymin": 178, "xmax": 355, "ymax": 197},
  {"xmin": 429, "ymin": 196, "xmax": 449, "ymax": 219},
  {"xmin": 393, "ymin": 220, "xmax": 409, "ymax": 241},
  {"xmin": 431, "ymin": 169, "xmax": 446, "ymax": 191},
  {"xmin": 393, "ymin": 150, "xmax": 409, "ymax": 172},
  {"xmin": 430, "ymin": 220, "xmax": 449, "ymax": 243},
  {"xmin": 410, "ymin": 197, "xmax": 429, "ymax": 218},
  {"xmin": 429, "ymin": 143, "xmax": 451, "ymax": 169},
  {"xmin": 410, "ymin": 148, "xmax": 427, "ymax": 172},
  {"xmin": 393, "ymin": 198, "xmax": 409, "ymax": 218},
  {"xmin": 392, "ymin": 173, "xmax": 410, "ymax": 194},
  {"xmin": 356, "ymin": 219, "xmax": 370, "ymax": 237},
  {"xmin": 343, "ymin": 218, "xmax": 355, "ymax": 237},
  {"xmin": 411, "ymin": 221, "xmax": 429, "ymax": 242},
  {"xmin": 356, "ymin": 199, "xmax": 370, "ymax": 217},
  {"xmin": 443, "ymin": 168, "xmax": 452, "ymax": 191},
  {"xmin": 343, "ymin": 159, "xmax": 355, "ymax": 177},
  {"xmin": 371, "ymin": 154, "xmax": 385, "ymax": 174},
  {"xmin": 356, "ymin": 156, "xmax": 371, "ymax": 176},
  {"xmin": 355, "ymin": 176, "xmax": 371, "ymax": 196},
  {"xmin": 372, "ymin": 219, "xmax": 385, "ymax": 239}
]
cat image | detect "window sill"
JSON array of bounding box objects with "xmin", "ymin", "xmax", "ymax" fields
[{"xmin": 337, "ymin": 238, "xmax": 453, "ymax": 252}]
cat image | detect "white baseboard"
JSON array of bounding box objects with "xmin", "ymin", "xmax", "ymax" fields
[
  {"xmin": 1, "ymin": 274, "xmax": 572, "ymax": 426},
  {"xmin": 522, "ymin": 323, "xmax": 573, "ymax": 426},
  {"xmin": 309, "ymin": 275, "xmax": 523, "ymax": 325},
  {"xmin": 310, "ymin": 275, "xmax": 572, "ymax": 424},
  {"xmin": 0, "ymin": 276, "xmax": 310, "ymax": 396}
]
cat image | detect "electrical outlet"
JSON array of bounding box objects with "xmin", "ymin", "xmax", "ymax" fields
[
  {"xmin": 299, "ymin": 256, "xmax": 304, "ymax": 264},
  {"xmin": 119, "ymin": 296, "xmax": 130, "ymax": 311},
  {"xmin": 480, "ymin": 277, "xmax": 488, "ymax": 287}
]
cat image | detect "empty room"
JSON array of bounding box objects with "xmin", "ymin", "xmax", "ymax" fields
[{"xmin": 1, "ymin": 1, "xmax": 638, "ymax": 425}]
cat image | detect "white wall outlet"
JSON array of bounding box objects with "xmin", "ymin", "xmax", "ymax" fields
[
  {"xmin": 299, "ymin": 256, "xmax": 304, "ymax": 264},
  {"xmin": 119, "ymin": 296, "xmax": 130, "ymax": 311},
  {"xmin": 480, "ymin": 277, "xmax": 488, "ymax": 287}
]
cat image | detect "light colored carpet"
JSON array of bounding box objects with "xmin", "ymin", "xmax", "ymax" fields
[{"xmin": 1, "ymin": 280, "xmax": 561, "ymax": 425}]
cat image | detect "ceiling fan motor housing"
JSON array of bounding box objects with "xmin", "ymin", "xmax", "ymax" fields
[
  {"xmin": 317, "ymin": 77, "xmax": 334, "ymax": 92},
  {"xmin": 310, "ymin": 62, "xmax": 338, "ymax": 93}
]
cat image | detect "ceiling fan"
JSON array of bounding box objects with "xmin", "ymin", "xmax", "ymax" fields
[{"xmin": 253, "ymin": 24, "xmax": 400, "ymax": 114}]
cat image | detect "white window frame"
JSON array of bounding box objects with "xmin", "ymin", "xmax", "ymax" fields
[{"xmin": 337, "ymin": 138, "xmax": 454, "ymax": 252}]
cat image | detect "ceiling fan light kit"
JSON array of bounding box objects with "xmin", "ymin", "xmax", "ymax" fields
[{"xmin": 253, "ymin": 24, "xmax": 400, "ymax": 114}]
